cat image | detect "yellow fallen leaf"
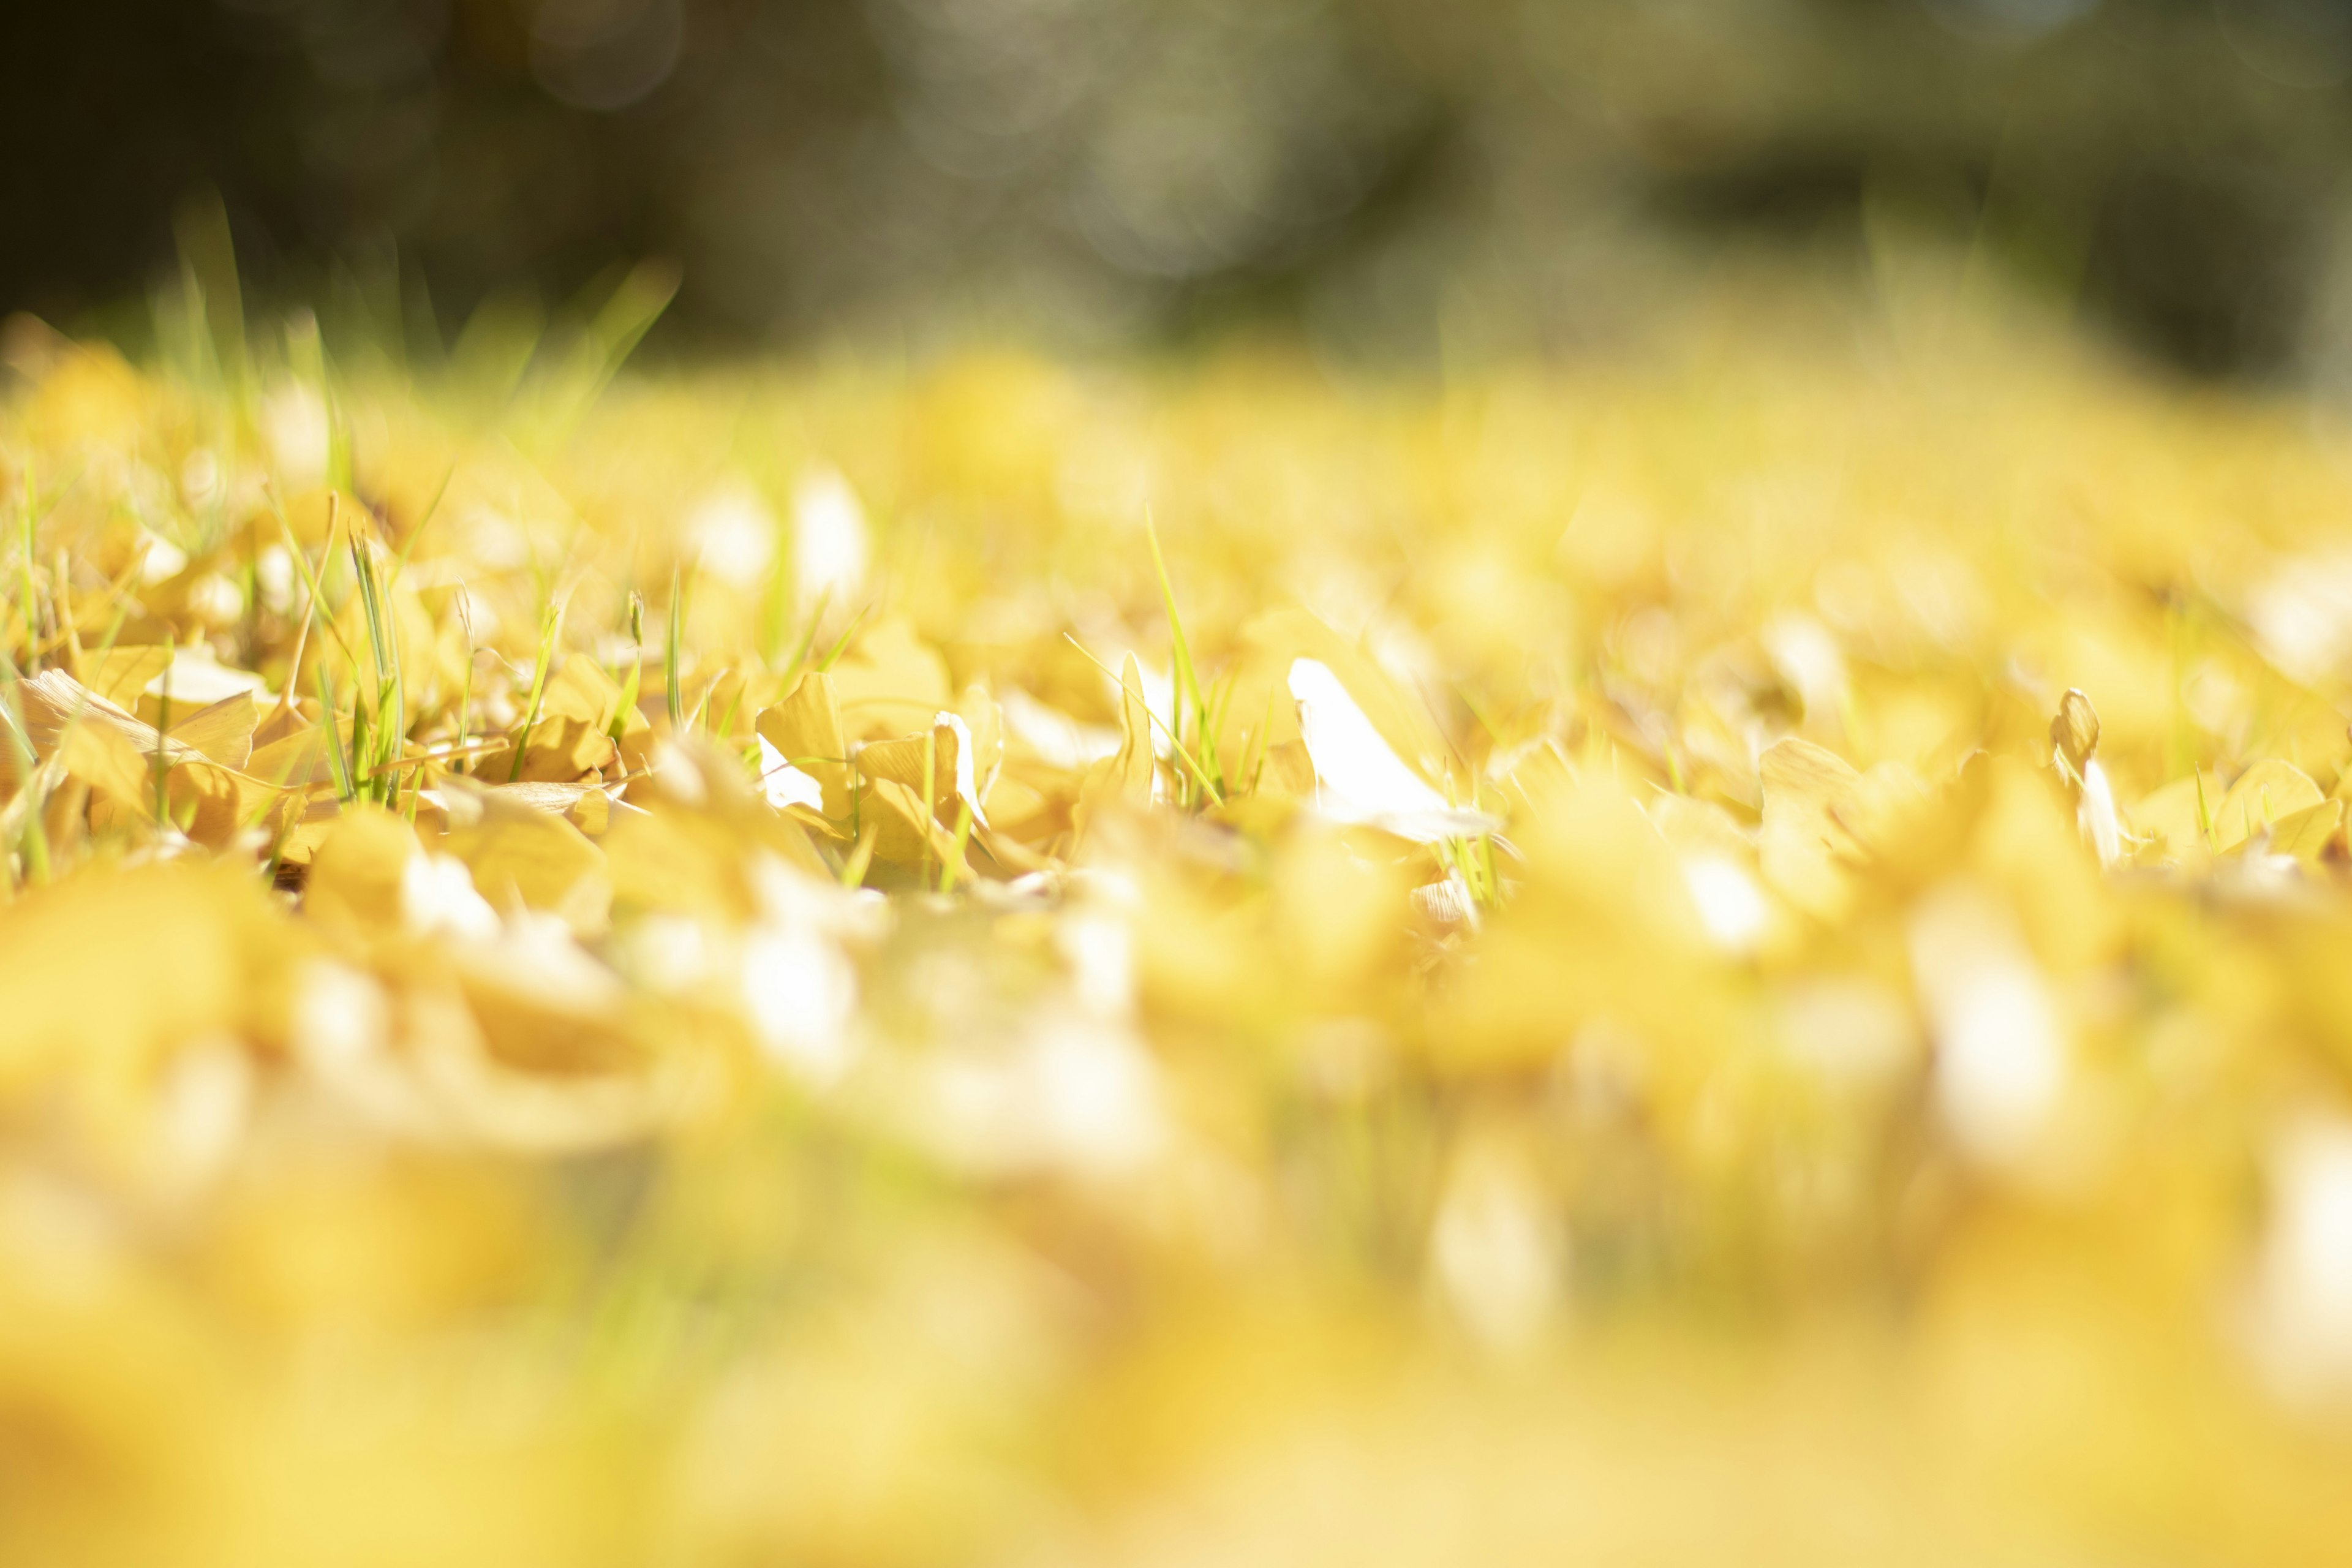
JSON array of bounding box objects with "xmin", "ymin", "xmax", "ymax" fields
[
  {"xmin": 755, "ymin": 673, "xmax": 853, "ymax": 816},
  {"xmin": 1073, "ymin": 653, "xmax": 1159, "ymax": 844},
  {"xmin": 1757, "ymin": 736, "xmax": 1867, "ymax": 918},
  {"xmin": 2266, "ymin": 797, "xmax": 2343, "ymax": 861},
  {"xmin": 827, "ymin": 615, "xmax": 952, "ymax": 740},
  {"xmin": 2126, "ymin": 770, "xmax": 2223, "ymax": 860},
  {"xmin": 854, "ymin": 774, "xmax": 973, "ymax": 878},
  {"xmin": 2211, "ymin": 760, "xmax": 2324, "ymax": 853},
  {"xmin": 445, "ymin": 808, "xmax": 612, "ymax": 935},
  {"xmin": 75, "ymin": 644, "xmax": 170, "ymax": 709},
  {"xmin": 167, "ymin": 692, "xmax": 257, "ymax": 768},
  {"xmin": 514, "ymin": 714, "xmax": 617, "ymax": 782},
  {"xmin": 1288, "ymin": 657, "xmax": 1496, "ymax": 842},
  {"xmin": 540, "ymin": 655, "xmax": 624, "ymax": 731},
  {"xmin": 306, "ymin": 805, "xmax": 420, "ymax": 933},
  {"xmin": 0, "ymin": 861, "xmax": 283, "ymax": 1091},
  {"xmin": 247, "ymin": 724, "xmax": 339, "ymax": 791},
  {"xmin": 137, "ymin": 646, "xmax": 271, "ymax": 716},
  {"xmin": 1240, "ymin": 607, "xmax": 1450, "ymax": 785},
  {"xmin": 857, "ymin": 718, "xmax": 981, "ymax": 828}
]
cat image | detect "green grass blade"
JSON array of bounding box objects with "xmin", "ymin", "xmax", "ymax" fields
[
  {"xmin": 1144, "ymin": 510, "xmax": 1215, "ymax": 786},
  {"xmin": 511, "ymin": 595, "xmax": 565, "ymax": 782},
  {"xmin": 611, "ymin": 591, "xmax": 644, "ymax": 744},
  {"xmin": 665, "ymin": 567, "xmax": 687, "ymax": 733},
  {"xmin": 1061, "ymin": 633, "xmax": 1223, "ymax": 807},
  {"xmin": 816, "ymin": 600, "xmax": 870, "ymax": 674}
]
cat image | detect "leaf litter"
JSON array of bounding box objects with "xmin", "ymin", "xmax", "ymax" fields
[{"xmin": 7, "ymin": 302, "xmax": 2352, "ymax": 1563}]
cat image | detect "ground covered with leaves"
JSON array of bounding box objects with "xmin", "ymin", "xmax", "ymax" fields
[{"xmin": 8, "ymin": 294, "xmax": 2352, "ymax": 1565}]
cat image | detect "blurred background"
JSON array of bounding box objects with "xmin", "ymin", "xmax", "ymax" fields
[{"xmin": 10, "ymin": 0, "xmax": 2352, "ymax": 376}]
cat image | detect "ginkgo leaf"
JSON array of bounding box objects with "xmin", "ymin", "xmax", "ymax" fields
[
  {"xmin": 848, "ymin": 710, "xmax": 994, "ymax": 831},
  {"xmin": 954, "ymin": 683, "xmax": 1004, "ymax": 804},
  {"xmin": 426, "ymin": 780, "xmax": 614, "ymax": 836},
  {"xmin": 2212, "ymin": 760, "xmax": 2325, "ymax": 853},
  {"xmin": 756, "ymin": 734, "xmax": 825, "ymax": 812},
  {"xmin": 1288, "ymin": 658, "xmax": 1495, "ymax": 843},
  {"xmin": 138, "ymin": 645, "xmax": 272, "ymax": 715},
  {"xmin": 12, "ymin": 669, "xmax": 276, "ymax": 844},
  {"xmin": 1112, "ymin": 652, "xmax": 1156, "ymax": 804},
  {"xmin": 0, "ymin": 861, "xmax": 279, "ymax": 1087},
  {"xmin": 2050, "ymin": 687, "xmax": 2101, "ymax": 774},
  {"xmin": 444, "ymin": 805, "xmax": 613, "ymax": 936},
  {"xmin": 827, "ymin": 615, "xmax": 952, "ymax": 739},
  {"xmin": 513, "ymin": 713, "xmax": 618, "ymax": 782},
  {"xmin": 856, "ymin": 774, "xmax": 974, "ymax": 876},
  {"xmin": 2127, "ymin": 771, "xmax": 2224, "ymax": 860},
  {"xmin": 2265, "ymin": 797, "xmax": 2343, "ymax": 861},
  {"xmin": 755, "ymin": 672, "xmax": 853, "ymax": 816},
  {"xmin": 1073, "ymin": 654, "xmax": 1158, "ymax": 840},
  {"xmin": 1000, "ymin": 688, "xmax": 1118, "ymax": 771},
  {"xmin": 75, "ymin": 644, "xmax": 171, "ymax": 709},
  {"xmin": 167, "ymin": 692, "xmax": 257, "ymax": 768},
  {"xmin": 306, "ymin": 805, "xmax": 422, "ymax": 933},
  {"xmin": 540, "ymin": 650, "xmax": 625, "ymax": 731},
  {"xmin": 246, "ymin": 724, "xmax": 339, "ymax": 791},
  {"xmin": 793, "ymin": 462, "xmax": 869, "ymax": 610},
  {"xmin": 1757, "ymin": 736, "xmax": 1867, "ymax": 918}
]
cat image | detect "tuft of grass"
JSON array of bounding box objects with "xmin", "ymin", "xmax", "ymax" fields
[
  {"xmin": 611, "ymin": 590, "xmax": 644, "ymax": 745},
  {"xmin": 345, "ymin": 506, "xmax": 407, "ymax": 807},
  {"xmin": 1063, "ymin": 631, "xmax": 1223, "ymax": 805},
  {"xmin": 510, "ymin": 593, "xmax": 566, "ymax": 782},
  {"xmin": 1144, "ymin": 509, "xmax": 1219, "ymax": 803}
]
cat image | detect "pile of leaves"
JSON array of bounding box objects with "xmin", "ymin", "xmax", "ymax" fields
[{"xmin": 7, "ymin": 299, "xmax": 2352, "ymax": 1565}]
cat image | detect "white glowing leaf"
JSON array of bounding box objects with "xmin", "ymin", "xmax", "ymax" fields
[
  {"xmin": 145, "ymin": 645, "xmax": 273, "ymax": 707},
  {"xmin": 1103, "ymin": 655, "xmax": 1175, "ymax": 758},
  {"xmin": 1762, "ymin": 612, "xmax": 1847, "ymax": 717},
  {"xmin": 755, "ymin": 734, "xmax": 824, "ymax": 812},
  {"xmin": 1287, "ymin": 657, "xmax": 1497, "ymax": 843},
  {"xmin": 260, "ymin": 379, "xmax": 330, "ymax": 488},
  {"xmin": 256, "ymin": 544, "xmax": 297, "ymax": 614},
  {"xmin": 1430, "ymin": 1147, "xmax": 1560, "ymax": 1352},
  {"xmin": 2248, "ymin": 1114, "xmax": 2352, "ymax": 1400},
  {"xmin": 741, "ymin": 923, "xmax": 859, "ymax": 1086},
  {"xmin": 686, "ymin": 481, "xmax": 777, "ymax": 588},
  {"xmin": 2079, "ymin": 757, "xmax": 2122, "ymax": 868},
  {"xmin": 2248, "ymin": 551, "xmax": 2352, "ymax": 686},
  {"xmin": 931, "ymin": 710, "xmax": 990, "ymax": 829},
  {"xmin": 1908, "ymin": 883, "xmax": 2067, "ymax": 1169},
  {"xmin": 1681, "ymin": 854, "xmax": 1769, "ymax": 954},
  {"xmin": 1001, "ymin": 688, "xmax": 1120, "ymax": 770},
  {"xmin": 917, "ymin": 1012, "xmax": 1164, "ymax": 1180},
  {"xmin": 793, "ymin": 463, "xmax": 868, "ymax": 608},
  {"xmin": 138, "ymin": 531, "xmax": 189, "ymax": 585},
  {"xmin": 401, "ymin": 851, "xmax": 502, "ymax": 942}
]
